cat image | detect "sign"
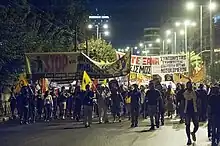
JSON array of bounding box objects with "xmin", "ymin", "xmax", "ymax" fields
[
  {"xmin": 116, "ymin": 52, "xmax": 160, "ymax": 74},
  {"xmin": 116, "ymin": 52, "xmax": 188, "ymax": 75},
  {"xmin": 25, "ymin": 52, "xmax": 79, "ymax": 78},
  {"xmin": 160, "ymin": 55, "xmax": 188, "ymax": 74}
]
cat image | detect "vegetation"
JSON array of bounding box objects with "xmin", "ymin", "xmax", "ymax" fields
[
  {"xmin": 78, "ymin": 38, "xmax": 117, "ymax": 62},
  {"xmin": 0, "ymin": 0, "xmax": 88, "ymax": 86}
]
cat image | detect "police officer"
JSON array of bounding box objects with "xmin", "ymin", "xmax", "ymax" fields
[{"xmin": 130, "ymin": 84, "xmax": 141, "ymax": 127}]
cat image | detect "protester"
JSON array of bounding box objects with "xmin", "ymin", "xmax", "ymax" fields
[
  {"xmin": 197, "ymin": 84, "xmax": 208, "ymax": 122},
  {"xmin": 176, "ymin": 84, "xmax": 186, "ymax": 123},
  {"xmin": 208, "ymin": 86, "xmax": 220, "ymax": 146},
  {"xmin": 44, "ymin": 91, "xmax": 53, "ymax": 122},
  {"xmin": 184, "ymin": 81, "xmax": 199, "ymax": 145},
  {"xmin": 73, "ymin": 86, "xmax": 82, "ymax": 122},
  {"xmin": 59, "ymin": 86, "xmax": 68, "ymax": 120},
  {"xmin": 166, "ymin": 85, "xmax": 176, "ymax": 119},
  {"xmin": 111, "ymin": 87, "xmax": 123, "ymax": 122},
  {"xmin": 82, "ymin": 84, "xmax": 94, "ymax": 127},
  {"xmin": 130, "ymin": 84, "xmax": 141, "ymax": 127},
  {"xmin": 146, "ymin": 81, "xmax": 161, "ymax": 130},
  {"xmin": 9, "ymin": 86, "xmax": 17, "ymax": 119}
]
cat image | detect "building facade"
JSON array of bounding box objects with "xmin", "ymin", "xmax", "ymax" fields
[{"xmin": 143, "ymin": 27, "xmax": 161, "ymax": 55}]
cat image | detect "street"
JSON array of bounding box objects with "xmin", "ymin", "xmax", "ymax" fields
[{"xmin": 0, "ymin": 118, "xmax": 211, "ymax": 146}]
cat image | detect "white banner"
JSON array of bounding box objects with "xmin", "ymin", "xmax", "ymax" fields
[{"xmin": 116, "ymin": 52, "xmax": 188, "ymax": 75}]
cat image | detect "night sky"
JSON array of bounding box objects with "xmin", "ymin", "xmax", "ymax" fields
[
  {"xmin": 88, "ymin": 0, "xmax": 170, "ymax": 47},
  {"xmin": 0, "ymin": 0, "xmax": 180, "ymax": 47}
]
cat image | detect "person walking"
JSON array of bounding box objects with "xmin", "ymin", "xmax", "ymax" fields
[
  {"xmin": 176, "ymin": 84, "xmax": 186, "ymax": 123},
  {"xmin": 208, "ymin": 86, "xmax": 220, "ymax": 146},
  {"xmin": 197, "ymin": 84, "xmax": 208, "ymax": 122},
  {"xmin": 9, "ymin": 86, "xmax": 17, "ymax": 119},
  {"xmin": 111, "ymin": 87, "xmax": 123, "ymax": 122},
  {"xmin": 97, "ymin": 86, "xmax": 109, "ymax": 124},
  {"xmin": 130, "ymin": 84, "xmax": 141, "ymax": 127},
  {"xmin": 146, "ymin": 82, "xmax": 161, "ymax": 130},
  {"xmin": 184, "ymin": 81, "xmax": 199, "ymax": 145},
  {"xmin": 82, "ymin": 84, "xmax": 94, "ymax": 127},
  {"xmin": 73, "ymin": 86, "xmax": 82, "ymax": 122},
  {"xmin": 59, "ymin": 86, "xmax": 68, "ymax": 120},
  {"xmin": 166, "ymin": 85, "xmax": 176, "ymax": 119},
  {"xmin": 44, "ymin": 91, "xmax": 53, "ymax": 122}
]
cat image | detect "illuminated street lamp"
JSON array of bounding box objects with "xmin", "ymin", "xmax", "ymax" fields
[
  {"xmin": 186, "ymin": 1, "xmax": 196, "ymax": 10},
  {"xmin": 156, "ymin": 38, "xmax": 161, "ymax": 43},
  {"xmin": 139, "ymin": 43, "xmax": 144, "ymax": 47},
  {"xmin": 88, "ymin": 24, "xmax": 93, "ymax": 29},
  {"xmin": 104, "ymin": 31, "xmax": 110, "ymax": 36},
  {"xmin": 134, "ymin": 46, "xmax": 138, "ymax": 50},
  {"xmin": 137, "ymin": 50, "xmax": 140, "ymax": 54},
  {"xmin": 103, "ymin": 24, "xmax": 109, "ymax": 29},
  {"xmin": 208, "ymin": 2, "xmax": 217, "ymax": 11},
  {"xmin": 166, "ymin": 30, "xmax": 172, "ymax": 36},
  {"xmin": 167, "ymin": 39, "xmax": 172, "ymax": 44},
  {"xmin": 175, "ymin": 22, "xmax": 181, "ymax": 27},
  {"xmin": 148, "ymin": 44, "xmax": 152, "ymax": 47},
  {"xmin": 180, "ymin": 29, "xmax": 185, "ymax": 35}
]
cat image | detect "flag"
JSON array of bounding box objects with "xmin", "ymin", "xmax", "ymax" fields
[
  {"xmin": 15, "ymin": 73, "xmax": 28, "ymax": 93},
  {"xmin": 173, "ymin": 73, "xmax": 190, "ymax": 83},
  {"xmin": 81, "ymin": 71, "xmax": 92, "ymax": 91},
  {"xmin": 41, "ymin": 78, "xmax": 49, "ymax": 93},
  {"xmin": 25, "ymin": 55, "xmax": 32, "ymax": 74},
  {"xmin": 101, "ymin": 79, "xmax": 107, "ymax": 86},
  {"xmin": 191, "ymin": 66, "xmax": 205, "ymax": 83}
]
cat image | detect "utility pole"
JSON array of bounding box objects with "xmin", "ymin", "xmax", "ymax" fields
[
  {"xmin": 210, "ymin": 0, "xmax": 214, "ymax": 81},
  {"xmin": 200, "ymin": 5, "xmax": 203, "ymax": 53}
]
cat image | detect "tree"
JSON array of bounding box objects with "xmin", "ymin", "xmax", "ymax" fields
[
  {"xmin": 0, "ymin": 0, "xmax": 88, "ymax": 86},
  {"xmin": 78, "ymin": 38, "xmax": 117, "ymax": 62}
]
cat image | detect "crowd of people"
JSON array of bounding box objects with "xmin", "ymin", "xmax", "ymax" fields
[{"xmin": 4, "ymin": 80, "xmax": 220, "ymax": 146}]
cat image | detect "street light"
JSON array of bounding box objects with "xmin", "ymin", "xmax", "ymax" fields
[
  {"xmin": 139, "ymin": 43, "xmax": 144, "ymax": 47},
  {"xmin": 103, "ymin": 24, "xmax": 109, "ymax": 29},
  {"xmin": 148, "ymin": 44, "xmax": 152, "ymax": 47},
  {"xmin": 156, "ymin": 38, "xmax": 161, "ymax": 43},
  {"xmin": 88, "ymin": 24, "xmax": 93, "ymax": 29},
  {"xmin": 167, "ymin": 39, "xmax": 172, "ymax": 44},
  {"xmin": 175, "ymin": 22, "xmax": 181, "ymax": 27},
  {"xmin": 104, "ymin": 31, "xmax": 110, "ymax": 36},
  {"xmin": 134, "ymin": 46, "xmax": 138, "ymax": 50},
  {"xmin": 180, "ymin": 29, "xmax": 185, "ymax": 35},
  {"xmin": 208, "ymin": 2, "xmax": 217, "ymax": 11},
  {"xmin": 166, "ymin": 30, "xmax": 172, "ymax": 36},
  {"xmin": 137, "ymin": 50, "xmax": 140, "ymax": 54},
  {"xmin": 186, "ymin": 1, "xmax": 196, "ymax": 10}
]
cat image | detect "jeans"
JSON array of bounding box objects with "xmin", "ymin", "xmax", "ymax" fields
[
  {"xmin": 185, "ymin": 113, "xmax": 199, "ymax": 140},
  {"xmin": 84, "ymin": 105, "xmax": 93, "ymax": 126},
  {"xmin": 148, "ymin": 105, "xmax": 159, "ymax": 127},
  {"xmin": 131, "ymin": 106, "xmax": 139, "ymax": 125},
  {"xmin": 211, "ymin": 115, "xmax": 220, "ymax": 145}
]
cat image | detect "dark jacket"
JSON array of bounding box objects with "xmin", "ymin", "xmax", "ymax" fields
[
  {"xmin": 82, "ymin": 90, "xmax": 94, "ymax": 106},
  {"xmin": 209, "ymin": 94, "xmax": 220, "ymax": 116},
  {"xmin": 145, "ymin": 89, "xmax": 161, "ymax": 106}
]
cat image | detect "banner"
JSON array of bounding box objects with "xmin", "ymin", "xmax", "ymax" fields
[
  {"xmin": 173, "ymin": 73, "xmax": 190, "ymax": 83},
  {"xmin": 25, "ymin": 52, "xmax": 79, "ymax": 78},
  {"xmin": 160, "ymin": 55, "xmax": 188, "ymax": 74},
  {"xmin": 116, "ymin": 52, "xmax": 188, "ymax": 75},
  {"xmin": 26, "ymin": 52, "xmax": 131, "ymax": 79},
  {"xmin": 116, "ymin": 52, "xmax": 160, "ymax": 74},
  {"xmin": 191, "ymin": 66, "xmax": 205, "ymax": 83}
]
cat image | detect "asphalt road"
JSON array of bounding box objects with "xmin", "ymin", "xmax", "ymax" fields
[{"xmin": 0, "ymin": 118, "xmax": 212, "ymax": 146}]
